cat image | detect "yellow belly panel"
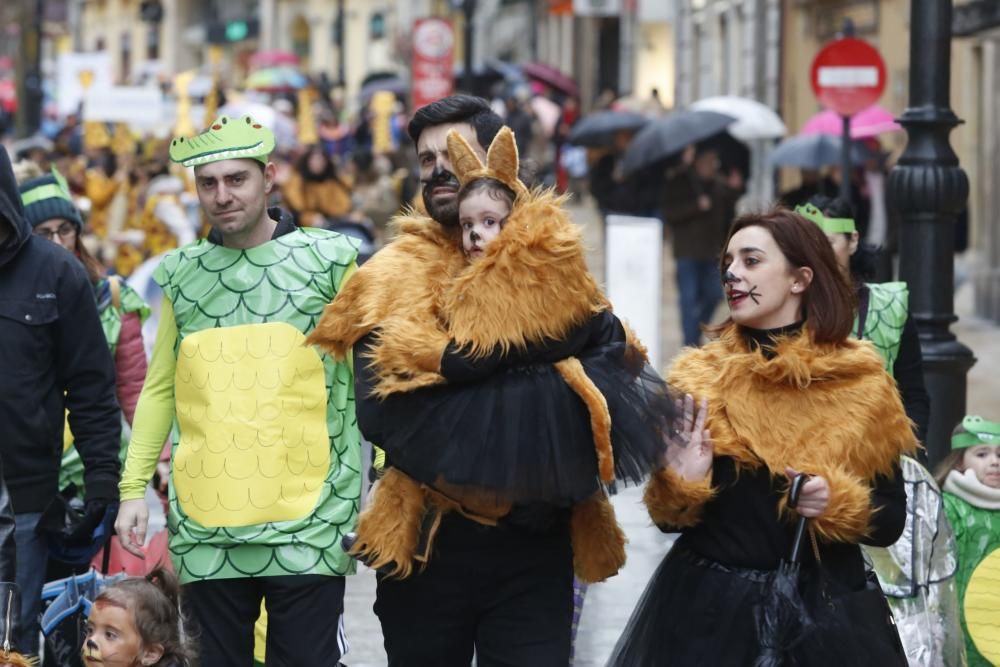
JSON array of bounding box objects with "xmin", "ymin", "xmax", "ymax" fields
[
  {"xmin": 965, "ymin": 548, "xmax": 1000, "ymax": 664},
  {"xmin": 173, "ymin": 322, "xmax": 331, "ymax": 528}
]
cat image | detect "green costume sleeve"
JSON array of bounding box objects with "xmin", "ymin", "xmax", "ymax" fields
[{"xmin": 119, "ymin": 298, "xmax": 178, "ymax": 501}]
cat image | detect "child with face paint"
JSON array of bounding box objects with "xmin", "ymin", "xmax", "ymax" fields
[
  {"xmin": 457, "ymin": 178, "xmax": 513, "ymax": 260},
  {"xmin": 935, "ymin": 416, "xmax": 1000, "ymax": 666},
  {"xmin": 82, "ymin": 567, "xmax": 193, "ymax": 667}
]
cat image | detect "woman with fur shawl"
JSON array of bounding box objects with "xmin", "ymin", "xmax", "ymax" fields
[
  {"xmin": 608, "ymin": 209, "xmax": 917, "ymax": 666},
  {"xmin": 308, "ymin": 127, "xmax": 673, "ymax": 664}
]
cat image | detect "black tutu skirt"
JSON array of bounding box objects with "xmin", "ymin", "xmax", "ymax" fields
[
  {"xmin": 354, "ymin": 335, "xmax": 676, "ymax": 505},
  {"xmin": 608, "ymin": 541, "xmax": 908, "ymax": 666}
]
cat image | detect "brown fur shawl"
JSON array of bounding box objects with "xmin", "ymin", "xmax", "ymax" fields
[
  {"xmin": 306, "ymin": 189, "xmax": 609, "ymax": 395},
  {"xmin": 644, "ymin": 325, "xmax": 918, "ymax": 543},
  {"xmin": 307, "ymin": 190, "xmax": 632, "ymax": 583}
]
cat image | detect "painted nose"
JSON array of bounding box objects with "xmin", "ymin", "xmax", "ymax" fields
[{"xmin": 469, "ymin": 229, "xmax": 481, "ymax": 243}]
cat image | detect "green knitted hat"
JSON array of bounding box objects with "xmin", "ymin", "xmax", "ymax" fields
[
  {"xmin": 169, "ymin": 115, "xmax": 275, "ymax": 168},
  {"xmin": 952, "ymin": 415, "xmax": 1000, "ymax": 449},
  {"xmin": 19, "ymin": 170, "xmax": 83, "ymax": 230},
  {"xmin": 795, "ymin": 203, "xmax": 856, "ymax": 235}
]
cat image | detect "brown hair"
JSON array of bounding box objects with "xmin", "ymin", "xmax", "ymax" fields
[
  {"xmin": 712, "ymin": 208, "xmax": 857, "ymax": 344},
  {"xmin": 93, "ymin": 566, "xmax": 195, "ymax": 666},
  {"xmin": 73, "ymin": 234, "xmax": 105, "ymax": 284},
  {"xmin": 933, "ymin": 420, "xmax": 980, "ymax": 487}
]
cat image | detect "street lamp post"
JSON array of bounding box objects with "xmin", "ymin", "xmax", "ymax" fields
[{"xmin": 887, "ymin": 0, "xmax": 975, "ymax": 465}]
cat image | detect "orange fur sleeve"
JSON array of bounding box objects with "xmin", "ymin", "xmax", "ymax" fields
[{"xmin": 643, "ymin": 466, "xmax": 716, "ymax": 529}]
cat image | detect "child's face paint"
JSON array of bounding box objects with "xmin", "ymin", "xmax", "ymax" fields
[
  {"xmin": 459, "ymin": 190, "xmax": 510, "ymax": 259},
  {"xmin": 722, "ymin": 225, "xmax": 807, "ymax": 330},
  {"xmin": 962, "ymin": 444, "xmax": 1000, "ymax": 488},
  {"xmin": 82, "ymin": 601, "xmax": 144, "ymax": 667}
]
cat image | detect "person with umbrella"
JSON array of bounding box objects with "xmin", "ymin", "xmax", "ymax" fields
[
  {"xmin": 662, "ymin": 145, "xmax": 744, "ymax": 346},
  {"xmin": 608, "ymin": 208, "xmax": 915, "ymax": 665}
]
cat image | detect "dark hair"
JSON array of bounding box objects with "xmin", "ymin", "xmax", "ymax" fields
[
  {"xmin": 407, "ymin": 95, "xmax": 504, "ymax": 149},
  {"xmin": 457, "ymin": 178, "xmax": 517, "ymax": 213},
  {"xmin": 714, "ymin": 208, "xmax": 857, "ymax": 344},
  {"xmin": 296, "ymin": 145, "xmax": 345, "ymax": 186},
  {"xmin": 75, "ymin": 235, "xmax": 105, "ymax": 284},
  {"xmin": 94, "ymin": 566, "xmax": 195, "ymax": 666},
  {"xmin": 807, "ymin": 194, "xmax": 881, "ymax": 282}
]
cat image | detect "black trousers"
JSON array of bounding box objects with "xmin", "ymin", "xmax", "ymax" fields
[
  {"xmin": 374, "ymin": 512, "xmax": 575, "ymax": 667},
  {"xmin": 183, "ymin": 574, "xmax": 347, "ymax": 667}
]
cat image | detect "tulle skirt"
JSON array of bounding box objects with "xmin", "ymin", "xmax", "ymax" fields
[
  {"xmin": 608, "ymin": 542, "xmax": 908, "ymax": 666},
  {"xmin": 363, "ymin": 340, "xmax": 675, "ymax": 505}
]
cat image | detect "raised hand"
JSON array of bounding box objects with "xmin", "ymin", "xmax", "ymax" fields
[{"xmin": 664, "ymin": 394, "xmax": 714, "ymax": 481}]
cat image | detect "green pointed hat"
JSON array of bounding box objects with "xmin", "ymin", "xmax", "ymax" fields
[
  {"xmin": 952, "ymin": 415, "xmax": 1000, "ymax": 449},
  {"xmin": 169, "ymin": 115, "xmax": 275, "ymax": 168},
  {"xmin": 795, "ymin": 203, "xmax": 856, "ymax": 234}
]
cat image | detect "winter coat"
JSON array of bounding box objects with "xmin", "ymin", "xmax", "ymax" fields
[{"xmin": 0, "ymin": 146, "xmax": 120, "ymax": 513}]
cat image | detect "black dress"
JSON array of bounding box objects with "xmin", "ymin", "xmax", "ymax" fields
[
  {"xmin": 353, "ymin": 310, "xmax": 674, "ymax": 506},
  {"xmin": 607, "ymin": 326, "xmax": 908, "ymax": 667}
]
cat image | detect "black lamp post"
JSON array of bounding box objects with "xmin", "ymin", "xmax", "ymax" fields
[{"xmin": 886, "ymin": 0, "xmax": 975, "ymax": 465}]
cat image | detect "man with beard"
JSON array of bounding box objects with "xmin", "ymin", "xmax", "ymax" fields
[{"xmin": 309, "ymin": 95, "xmax": 613, "ymax": 664}]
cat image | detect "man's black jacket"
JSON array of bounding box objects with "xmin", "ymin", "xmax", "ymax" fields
[{"xmin": 0, "ymin": 147, "xmax": 120, "ymax": 513}]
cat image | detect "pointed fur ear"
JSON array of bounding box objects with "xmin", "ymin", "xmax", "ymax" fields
[
  {"xmin": 446, "ymin": 129, "xmax": 485, "ymax": 185},
  {"xmin": 486, "ymin": 127, "xmax": 520, "ymax": 189}
]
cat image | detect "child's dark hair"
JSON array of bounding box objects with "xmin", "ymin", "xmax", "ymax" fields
[
  {"xmin": 806, "ymin": 194, "xmax": 882, "ymax": 282},
  {"xmin": 94, "ymin": 566, "xmax": 195, "ymax": 666},
  {"xmin": 457, "ymin": 177, "xmax": 517, "ymax": 211}
]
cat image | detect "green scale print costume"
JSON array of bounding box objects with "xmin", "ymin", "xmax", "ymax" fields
[
  {"xmin": 60, "ymin": 278, "xmax": 151, "ymax": 494},
  {"xmin": 856, "ymin": 281, "xmax": 908, "ymax": 373},
  {"xmin": 153, "ymin": 228, "xmax": 361, "ymax": 583}
]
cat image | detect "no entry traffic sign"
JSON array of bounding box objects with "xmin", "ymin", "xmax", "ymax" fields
[{"xmin": 810, "ymin": 38, "xmax": 887, "ymax": 117}]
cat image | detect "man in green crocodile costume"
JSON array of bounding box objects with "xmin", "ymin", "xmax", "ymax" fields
[{"xmin": 114, "ymin": 115, "xmax": 361, "ymax": 666}]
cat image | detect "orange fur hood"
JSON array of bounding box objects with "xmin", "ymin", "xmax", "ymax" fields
[
  {"xmin": 662, "ymin": 325, "xmax": 918, "ymax": 542},
  {"xmin": 307, "ymin": 189, "xmax": 609, "ymax": 395}
]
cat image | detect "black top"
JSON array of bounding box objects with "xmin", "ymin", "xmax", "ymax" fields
[
  {"xmin": 0, "ymin": 147, "xmax": 121, "ymax": 513},
  {"xmin": 671, "ymin": 324, "xmax": 905, "ymax": 589}
]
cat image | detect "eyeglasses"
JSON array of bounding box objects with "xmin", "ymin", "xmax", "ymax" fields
[{"xmin": 34, "ymin": 223, "xmax": 77, "ymax": 241}]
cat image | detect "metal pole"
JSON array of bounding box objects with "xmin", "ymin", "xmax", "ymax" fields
[
  {"xmin": 886, "ymin": 0, "xmax": 975, "ymax": 465},
  {"xmin": 463, "ymin": 0, "xmax": 475, "ymax": 93},
  {"xmin": 840, "ymin": 114, "xmax": 852, "ymax": 204},
  {"xmin": 14, "ymin": 0, "xmax": 43, "ymax": 139},
  {"xmin": 336, "ymin": 0, "xmax": 346, "ymax": 86}
]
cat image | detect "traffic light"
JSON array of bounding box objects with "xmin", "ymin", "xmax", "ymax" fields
[
  {"xmin": 140, "ymin": 0, "xmax": 163, "ymax": 23},
  {"xmin": 207, "ymin": 18, "xmax": 260, "ymax": 44},
  {"xmin": 370, "ymin": 12, "xmax": 386, "ymax": 40}
]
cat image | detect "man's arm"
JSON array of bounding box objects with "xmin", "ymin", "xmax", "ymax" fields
[
  {"xmin": 119, "ymin": 298, "xmax": 178, "ymax": 501},
  {"xmin": 57, "ymin": 262, "xmax": 121, "ymax": 502}
]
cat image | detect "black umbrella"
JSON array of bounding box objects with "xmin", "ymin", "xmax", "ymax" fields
[
  {"xmin": 567, "ymin": 111, "xmax": 649, "ymax": 147},
  {"xmin": 770, "ymin": 134, "xmax": 877, "ymax": 170},
  {"xmin": 622, "ymin": 110, "xmax": 735, "ymax": 176},
  {"xmin": 753, "ymin": 474, "xmax": 814, "ymax": 667}
]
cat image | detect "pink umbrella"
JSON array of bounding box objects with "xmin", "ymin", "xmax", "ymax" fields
[
  {"xmin": 800, "ymin": 105, "xmax": 901, "ymax": 139},
  {"xmin": 249, "ymin": 50, "xmax": 300, "ymax": 70},
  {"xmin": 521, "ymin": 63, "xmax": 579, "ymax": 98}
]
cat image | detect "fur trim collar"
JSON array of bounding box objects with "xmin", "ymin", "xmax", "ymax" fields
[
  {"xmin": 308, "ymin": 190, "xmax": 609, "ymax": 394},
  {"xmin": 944, "ymin": 469, "xmax": 1000, "ymax": 510},
  {"xmin": 443, "ymin": 188, "xmax": 607, "ymax": 357},
  {"xmin": 669, "ymin": 324, "xmax": 916, "ymax": 480}
]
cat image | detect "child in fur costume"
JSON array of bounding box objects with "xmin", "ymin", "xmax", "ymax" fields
[
  {"xmin": 308, "ymin": 126, "xmax": 674, "ymax": 663},
  {"xmin": 609, "ymin": 208, "xmax": 917, "ymax": 666}
]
